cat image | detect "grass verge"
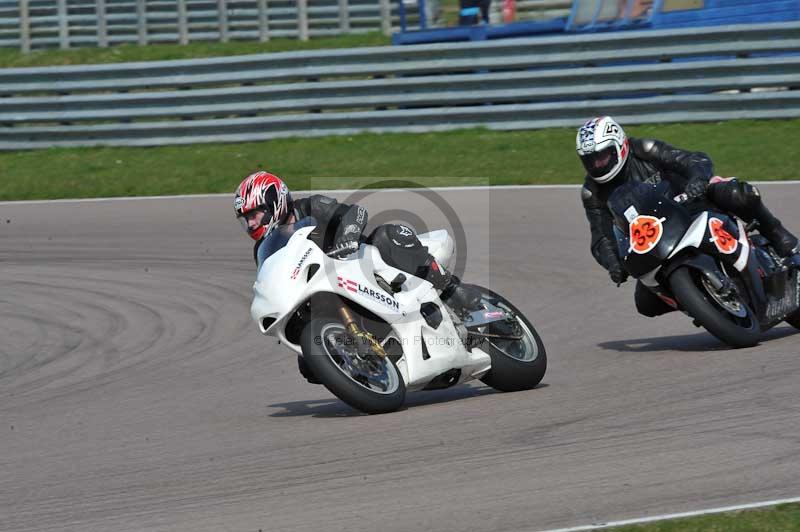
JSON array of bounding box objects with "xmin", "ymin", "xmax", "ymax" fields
[
  {"xmin": 0, "ymin": 32, "xmax": 390, "ymax": 68},
  {"xmin": 1, "ymin": 119, "xmax": 798, "ymax": 201},
  {"xmin": 605, "ymin": 502, "xmax": 800, "ymax": 531}
]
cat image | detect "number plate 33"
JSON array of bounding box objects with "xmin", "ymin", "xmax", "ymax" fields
[{"xmin": 629, "ymin": 215, "xmax": 667, "ymax": 254}]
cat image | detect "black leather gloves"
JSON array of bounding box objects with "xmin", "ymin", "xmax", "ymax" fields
[
  {"xmin": 608, "ymin": 263, "xmax": 629, "ymax": 286},
  {"xmin": 684, "ymin": 177, "xmax": 710, "ymax": 201}
]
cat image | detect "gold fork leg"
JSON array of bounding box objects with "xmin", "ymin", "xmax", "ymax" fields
[{"xmin": 337, "ymin": 305, "xmax": 387, "ymax": 358}]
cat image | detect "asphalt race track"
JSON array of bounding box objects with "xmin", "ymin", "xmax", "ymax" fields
[{"xmin": 2, "ymin": 184, "xmax": 799, "ymax": 532}]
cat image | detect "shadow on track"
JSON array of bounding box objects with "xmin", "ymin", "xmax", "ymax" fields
[
  {"xmin": 268, "ymin": 384, "xmax": 503, "ymax": 417},
  {"xmin": 598, "ymin": 325, "xmax": 798, "ymax": 353}
]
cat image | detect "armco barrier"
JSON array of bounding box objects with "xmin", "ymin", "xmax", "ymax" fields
[
  {"xmin": 1, "ymin": 21, "xmax": 798, "ymax": 149},
  {"xmin": 3, "ymin": 0, "xmax": 416, "ymax": 51}
]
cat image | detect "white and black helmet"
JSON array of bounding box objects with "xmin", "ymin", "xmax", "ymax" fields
[{"xmin": 576, "ymin": 116, "xmax": 630, "ymax": 183}]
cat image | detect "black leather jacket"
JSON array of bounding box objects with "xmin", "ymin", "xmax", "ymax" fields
[
  {"xmin": 581, "ymin": 138, "xmax": 714, "ymax": 271},
  {"xmin": 293, "ymin": 194, "xmax": 367, "ymax": 249},
  {"xmin": 252, "ymin": 194, "xmax": 367, "ymax": 262}
]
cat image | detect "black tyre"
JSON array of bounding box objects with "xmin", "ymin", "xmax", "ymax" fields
[
  {"xmin": 668, "ymin": 266, "xmax": 760, "ymax": 348},
  {"xmin": 470, "ymin": 285, "xmax": 547, "ymax": 392},
  {"xmin": 300, "ymin": 318, "xmax": 405, "ymax": 414},
  {"xmin": 297, "ymin": 355, "xmax": 322, "ymax": 384}
]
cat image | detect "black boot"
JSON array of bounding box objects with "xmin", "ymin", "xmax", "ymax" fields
[
  {"xmin": 755, "ymin": 204, "xmax": 799, "ymax": 257},
  {"xmin": 440, "ymin": 276, "xmax": 483, "ymax": 312},
  {"xmin": 420, "ymin": 256, "xmax": 482, "ymax": 312},
  {"xmin": 762, "ymin": 224, "xmax": 799, "ymax": 257}
]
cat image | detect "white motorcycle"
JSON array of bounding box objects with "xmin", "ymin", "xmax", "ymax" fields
[{"xmin": 250, "ymin": 217, "xmax": 547, "ymax": 414}]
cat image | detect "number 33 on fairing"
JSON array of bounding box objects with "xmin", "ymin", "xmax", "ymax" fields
[{"xmin": 629, "ymin": 215, "xmax": 666, "ymax": 254}]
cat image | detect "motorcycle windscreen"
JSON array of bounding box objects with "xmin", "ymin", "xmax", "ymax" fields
[
  {"xmin": 608, "ymin": 181, "xmax": 693, "ymax": 278},
  {"xmin": 256, "ymin": 216, "xmax": 317, "ymax": 268}
]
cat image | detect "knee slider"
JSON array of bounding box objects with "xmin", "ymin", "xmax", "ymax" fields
[
  {"xmin": 738, "ymin": 182, "xmax": 762, "ymax": 210},
  {"xmin": 387, "ymin": 224, "xmax": 421, "ymax": 249}
]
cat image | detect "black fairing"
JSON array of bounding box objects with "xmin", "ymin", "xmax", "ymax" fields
[{"xmin": 608, "ymin": 181, "xmax": 693, "ymax": 278}]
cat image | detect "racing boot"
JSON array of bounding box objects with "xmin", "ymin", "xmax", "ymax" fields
[
  {"xmin": 421, "ymin": 256, "xmax": 482, "ymax": 312},
  {"xmin": 754, "ymin": 204, "xmax": 799, "ymax": 257}
]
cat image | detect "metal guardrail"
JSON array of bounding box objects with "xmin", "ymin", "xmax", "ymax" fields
[
  {"xmin": 4, "ymin": 0, "xmax": 410, "ymax": 52},
  {"xmin": 1, "ymin": 21, "xmax": 798, "ymax": 150}
]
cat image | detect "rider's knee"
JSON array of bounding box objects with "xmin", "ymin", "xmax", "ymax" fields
[
  {"xmin": 372, "ymin": 224, "xmax": 421, "ymax": 250},
  {"xmin": 709, "ymin": 179, "xmax": 762, "ymax": 212},
  {"xmin": 367, "ymin": 224, "xmax": 433, "ymax": 276}
]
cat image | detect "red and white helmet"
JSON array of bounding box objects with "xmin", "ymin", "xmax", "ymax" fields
[
  {"xmin": 234, "ymin": 171, "xmax": 292, "ymax": 241},
  {"xmin": 576, "ymin": 116, "xmax": 630, "ymax": 183}
]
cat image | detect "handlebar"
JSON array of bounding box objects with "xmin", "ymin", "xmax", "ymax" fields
[{"xmin": 326, "ymin": 240, "xmax": 359, "ymax": 258}]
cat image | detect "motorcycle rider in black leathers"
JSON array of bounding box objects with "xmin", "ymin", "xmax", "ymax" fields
[
  {"xmin": 234, "ymin": 171, "xmax": 481, "ymax": 312},
  {"xmin": 577, "ymin": 116, "xmax": 799, "ymax": 317},
  {"xmin": 235, "ymin": 171, "xmax": 482, "ymax": 384}
]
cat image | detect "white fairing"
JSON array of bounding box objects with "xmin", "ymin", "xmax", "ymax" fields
[
  {"xmin": 733, "ymin": 218, "xmax": 751, "ymax": 271},
  {"xmin": 250, "ymin": 225, "xmax": 491, "ymax": 390},
  {"xmin": 667, "ymin": 212, "xmax": 709, "ymax": 259}
]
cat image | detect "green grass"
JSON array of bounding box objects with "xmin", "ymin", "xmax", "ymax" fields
[
  {"xmin": 1, "ymin": 119, "xmax": 798, "ymax": 201},
  {"xmin": 605, "ymin": 502, "xmax": 800, "ymax": 531},
  {"xmin": 0, "ymin": 32, "xmax": 390, "ymax": 68}
]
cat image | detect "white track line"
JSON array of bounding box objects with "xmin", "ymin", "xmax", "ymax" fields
[
  {"xmin": 0, "ymin": 184, "xmax": 577, "ymax": 206},
  {"xmin": 2, "ymin": 180, "xmax": 799, "ymax": 206},
  {"xmin": 536, "ymin": 496, "xmax": 800, "ymax": 532}
]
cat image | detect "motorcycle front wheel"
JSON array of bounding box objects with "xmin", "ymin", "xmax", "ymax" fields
[
  {"xmin": 300, "ymin": 318, "xmax": 406, "ymax": 414},
  {"xmin": 469, "ymin": 285, "xmax": 547, "ymax": 392},
  {"xmin": 668, "ymin": 266, "xmax": 760, "ymax": 348}
]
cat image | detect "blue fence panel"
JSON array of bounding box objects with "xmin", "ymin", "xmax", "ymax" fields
[
  {"xmin": 565, "ymin": 0, "xmax": 799, "ymax": 32},
  {"xmin": 566, "ymin": 0, "xmax": 658, "ymax": 31},
  {"xmin": 395, "ymin": 1, "xmax": 799, "ymax": 45},
  {"xmin": 652, "ymin": 0, "xmax": 800, "ymax": 27}
]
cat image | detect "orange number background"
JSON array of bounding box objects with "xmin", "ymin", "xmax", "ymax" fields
[
  {"xmin": 709, "ymin": 218, "xmax": 738, "ymax": 254},
  {"xmin": 629, "ymin": 215, "xmax": 663, "ymax": 254}
]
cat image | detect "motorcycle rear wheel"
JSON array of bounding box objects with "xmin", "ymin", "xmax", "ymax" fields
[
  {"xmin": 300, "ymin": 318, "xmax": 406, "ymax": 414},
  {"xmin": 668, "ymin": 266, "xmax": 760, "ymax": 348}
]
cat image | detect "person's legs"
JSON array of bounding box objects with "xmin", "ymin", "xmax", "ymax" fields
[
  {"xmin": 367, "ymin": 224, "xmax": 481, "ymax": 311},
  {"xmin": 458, "ymin": 0, "xmax": 481, "ymax": 25},
  {"xmin": 478, "ymin": 0, "xmax": 491, "ymax": 22},
  {"xmin": 708, "ymin": 179, "xmax": 798, "ymax": 256},
  {"xmin": 366, "ymin": 224, "xmax": 431, "ymax": 274}
]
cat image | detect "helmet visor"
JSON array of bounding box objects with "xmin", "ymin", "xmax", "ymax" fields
[
  {"xmin": 238, "ymin": 206, "xmax": 273, "ymax": 236},
  {"xmin": 580, "ymin": 146, "xmax": 619, "ymax": 179}
]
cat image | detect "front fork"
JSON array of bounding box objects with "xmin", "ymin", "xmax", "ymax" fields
[{"xmin": 337, "ymin": 302, "xmax": 387, "ymax": 358}]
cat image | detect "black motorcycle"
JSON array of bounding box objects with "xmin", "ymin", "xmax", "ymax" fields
[{"xmin": 608, "ymin": 180, "xmax": 800, "ymax": 348}]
